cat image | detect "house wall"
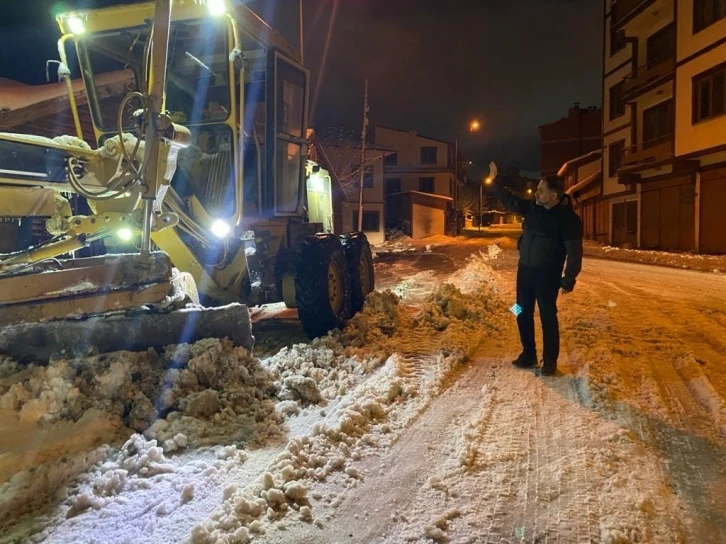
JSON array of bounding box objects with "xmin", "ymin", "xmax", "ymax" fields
[
  {"xmin": 411, "ymin": 202, "xmax": 445, "ymax": 239},
  {"xmin": 340, "ymin": 201, "xmax": 385, "ymax": 245},
  {"xmin": 375, "ymin": 126, "xmax": 465, "ymax": 214}
]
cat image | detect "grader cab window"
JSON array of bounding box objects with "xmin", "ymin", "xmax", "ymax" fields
[
  {"xmin": 78, "ymin": 20, "xmax": 231, "ymax": 129},
  {"xmin": 78, "ymin": 19, "xmax": 238, "ymax": 219},
  {"xmin": 273, "ymin": 56, "xmax": 308, "ymax": 215}
]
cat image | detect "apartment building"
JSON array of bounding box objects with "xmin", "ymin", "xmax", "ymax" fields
[
  {"xmin": 539, "ymin": 104, "xmax": 602, "ymax": 177},
  {"xmin": 603, "ymin": 0, "xmax": 726, "ymax": 253},
  {"xmin": 374, "ymin": 126, "xmax": 467, "ymax": 238}
]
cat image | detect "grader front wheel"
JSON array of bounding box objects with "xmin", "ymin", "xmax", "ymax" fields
[{"xmin": 294, "ymin": 234, "xmax": 352, "ymax": 339}]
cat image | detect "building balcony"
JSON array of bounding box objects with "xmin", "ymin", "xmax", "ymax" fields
[
  {"xmin": 620, "ymin": 134, "xmax": 673, "ymax": 169},
  {"xmin": 611, "ymin": 0, "xmax": 655, "ymax": 28},
  {"xmin": 621, "ymin": 55, "xmax": 674, "ymax": 99}
]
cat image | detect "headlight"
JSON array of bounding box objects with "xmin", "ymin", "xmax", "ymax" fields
[
  {"xmin": 211, "ymin": 219, "xmax": 231, "ymax": 238},
  {"xmin": 208, "ymin": 0, "xmax": 226, "ymax": 16},
  {"xmin": 117, "ymin": 227, "xmax": 133, "ymax": 241},
  {"xmin": 67, "ymin": 17, "xmax": 86, "ymax": 34}
]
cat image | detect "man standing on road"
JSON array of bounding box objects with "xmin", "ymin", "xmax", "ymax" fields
[{"xmin": 488, "ymin": 162, "xmax": 583, "ymax": 376}]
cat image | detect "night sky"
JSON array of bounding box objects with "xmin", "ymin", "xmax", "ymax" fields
[{"xmin": 0, "ymin": 0, "xmax": 603, "ymax": 174}]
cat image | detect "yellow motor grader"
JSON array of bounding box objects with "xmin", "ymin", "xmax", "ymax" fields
[{"xmin": 0, "ymin": 0, "xmax": 374, "ymax": 362}]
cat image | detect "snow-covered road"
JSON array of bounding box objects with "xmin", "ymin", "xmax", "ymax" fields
[
  {"xmin": 261, "ymin": 247, "xmax": 726, "ymax": 543},
  {"xmin": 2, "ymin": 238, "xmax": 725, "ymax": 543}
]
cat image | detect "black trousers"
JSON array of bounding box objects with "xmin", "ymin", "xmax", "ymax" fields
[{"xmin": 516, "ymin": 265, "xmax": 561, "ymax": 363}]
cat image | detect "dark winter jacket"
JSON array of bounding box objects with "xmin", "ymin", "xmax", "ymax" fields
[{"xmin": 493, "ymin": 183, "xmax": 583, "ymax": 291}]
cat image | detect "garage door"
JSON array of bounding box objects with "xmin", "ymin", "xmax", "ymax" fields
[
  {"xmin": 612, "ymin": 201, "xmax": 637, "ymax": 248},
  {"xmin": 640, "ymin": 176, "xmax": 695, "ymax": 251},
  {"xmin": 700, "ymin": 169, "xmax": 726, "ymax": 254}
]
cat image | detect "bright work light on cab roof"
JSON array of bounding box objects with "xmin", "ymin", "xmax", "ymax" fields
[
  {"xmin": 208, "ymin": 0, "xmax": 227, "ymax": 16},
  {"xmin": 67, "ymin": 16, "xmax": 86, "ymax": 34}
]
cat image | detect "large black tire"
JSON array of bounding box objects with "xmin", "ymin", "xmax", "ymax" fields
[
  {"xmin": 294, "ymin": 234, "xmax": 352, "ymax": 338},
  {"xmin": 340, "ymin": 232, "xmax": 375, "ymax": 313}
]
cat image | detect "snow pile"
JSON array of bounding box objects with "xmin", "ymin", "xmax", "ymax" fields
[
  {"xmin": 584, "ymin": 240, "xmax": 726, "ymax": 273},
  {"xmin": 189, "ymin": 356, "xmax": 411, "ymax": 542},
  {"xmin": 0, "ymin": 339, "xmax": 280, "ymax": 450},
  {"xmin": 64, "ymin": 434, "xmax": 179, "ymax": 518},
  {"xmin": 262, "ymin": 291, "xmax": 402, "ymax": 411},
  {"xmin": 0, "ymin": 349, "xmax": 165, "ymax": 430},
  {"xmin": 447, "ymin": 246, "xmax": 501, "ymax": 295},
  {"xmin": 0, "ymin": 339, "xmax": 282, "ymax": 535},
  {"xmin": 148, "ymin": 339, "xmax": 282, "ymax": 449},
  {"xmin": 341, "ymin": 290, "xmax": 401, "ymax": 351},
  {"xmin": 390, "ymin": 270, "xmax": 437, "ymax": 300},
  {"xmin": 413, "ymin": 283, "xmax": 505, "ymax": 357}
]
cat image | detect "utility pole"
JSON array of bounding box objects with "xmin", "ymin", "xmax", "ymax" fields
[
  {"xmin": 478, "ymin": 184, "xmax": 482, "ymax": 232},
  {"xmin": 357, "ymin": 79, "xmax": 369, "ymax": 232},
  {"xmin": 299, "ymin": 0, "xmax": 304, "ymax": 64}
]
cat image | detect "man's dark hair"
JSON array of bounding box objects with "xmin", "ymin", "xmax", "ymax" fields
[{"xmin": 542, "ymin": 175, "xmax": 565, "ymax": 197}]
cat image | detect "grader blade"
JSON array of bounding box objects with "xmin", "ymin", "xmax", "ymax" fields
[
  {"xmin": 0, "ymin": 303, "xmax": 254, "ymax": 364},
  {"xmin": 0, "ymin": 252, "xmax": 254, "ymax": 363}
]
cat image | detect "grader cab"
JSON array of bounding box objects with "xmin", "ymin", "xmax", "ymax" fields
[{"xmin": 0, "ymin": 0, "xmax": 374, "ymax": 362}]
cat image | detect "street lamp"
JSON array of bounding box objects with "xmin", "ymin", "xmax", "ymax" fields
[{"xmin": 453, "ymin": 120, "xmax": 481, "ymax": 234}]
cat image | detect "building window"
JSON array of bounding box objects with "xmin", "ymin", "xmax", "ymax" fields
[
  {"xmin": 609, "ymin": 82, "xmax": 625, "ymax": 120},
  {"xmin": 384, "ymin": 152, "xmax": 398, "ymax": 166},
  {"xmin": 694, "ymin": 0, "xmax": 726, "ymax": 33},
  {"xmin": 610, "ymin": 29, "xmax": 626, "ymax": 56},
  {"xmin": 693, "ymin": 64, "xmax": 726, "ymax": 123},
  {"xmin": 419, "ymin": 177, "xmax": 435, "ymax": 193},
  {"xmin": 646, "ymin": 24, "xmax": 675, "ymax": 68},
  {"xmin": 352, "ymin": 210, "xmax": 380, "ymax": 233},
  {"xmin": 386, "ymin": 177, "xmax": 402, "ymax": 195},
  {"xmin": 351, "ymin": 165, "xmax": 374, "ymax": 188},
  {"xmin": 643, "ymin": 99, "xmax": 673, "ymax": 147},
  {"xmin": 420, "ymin": 146, "xmax": 438, "ymax": 165},
  {"xmin": 609, "ymin": 140, "xmax": 625, "ymax": 177}
]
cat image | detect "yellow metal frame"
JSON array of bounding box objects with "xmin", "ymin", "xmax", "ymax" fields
[{"xmin": 57, "ymin": 2, "xmax": 244, "ymax": 228}]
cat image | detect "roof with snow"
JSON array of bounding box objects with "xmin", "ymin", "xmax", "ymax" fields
[{"xmin": 557, "ymin": 150, "xmax": 602, "ymax": 177}]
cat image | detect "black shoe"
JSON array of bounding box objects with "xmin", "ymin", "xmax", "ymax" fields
[
  {"xmin": 512, "ymin": 352, "xmax": 537, "ymax": 369},
  {"xmin": 540, "ymin": 359, "xmax": 558, "ymax": 376}
]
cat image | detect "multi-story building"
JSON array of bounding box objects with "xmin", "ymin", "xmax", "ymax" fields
[
  {"xmin": 310, "ymin": 134, "xmax": 392, "ymax": 246},
  {"xmin": 602, "ymin": 0, "xmax": 726, "ymax": 253},
  {"xmin": 539, "ymin": 104, "xmax": 602, "ymax": 178},
  {"xmin": 374, "ymin": 126, "xmax": 467, "ymax": 238}
]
